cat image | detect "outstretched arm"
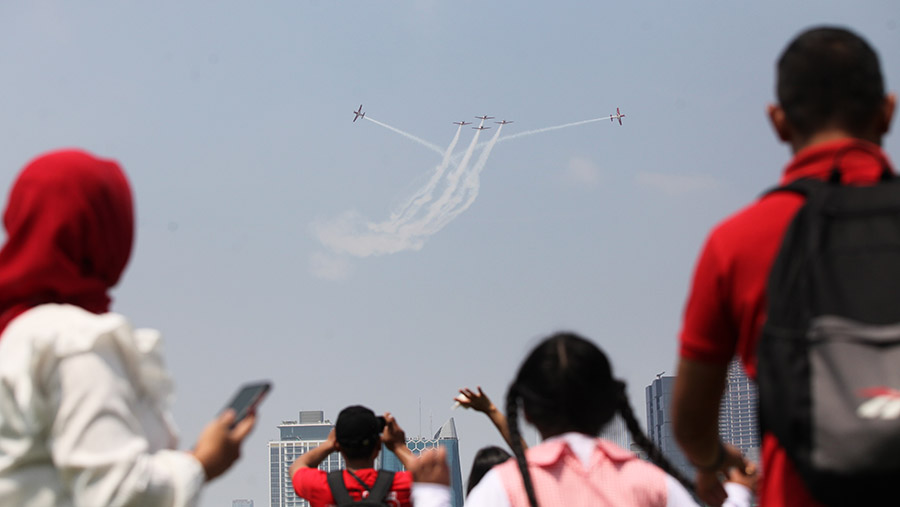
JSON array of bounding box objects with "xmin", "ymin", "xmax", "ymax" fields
[
  {"xmin": 457, "ymin": 387, "xmax": 525, "ymax": 451},
  {"xmin": 289, "ymin": 429, "xmax": 337, "ymax": 478}
]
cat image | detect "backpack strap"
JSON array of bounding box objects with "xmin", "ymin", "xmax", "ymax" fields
[
  {"xmin": 327, "ymin": 470, "xmax": 355, "ymax": 505},
  {"xmin": 762, "ymin": 177, "xmax": 824, "ymax": 199},
  {"xmin": 367, "ymin": 470, "xmax": 396, "ymax": 503}
]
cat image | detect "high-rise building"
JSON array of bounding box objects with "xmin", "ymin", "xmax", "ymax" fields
[
  {"xmin": 381, "ymin": 418, "xmax": 464, "ymax": 507},
  {"xmin": 645, "ymin": 360, "xmax": 761, "ymax": 478},
  {"xmin": 268, "ymin": 411, "xmax": 343, "ymax": 507},
  {"xmin": 719, "ymin": 360, "xmax": 761, "ymax": 463},
  {"xmin": 232, "ymin": 500, "xmax": 254, "ymax": 507},
  {"xmin": 645, "ymin": 375, "xmax": 695, "ymax": 478},
  {"xmin": 599, "ymin": 413, "xmax": 632, "ymax": 450}
]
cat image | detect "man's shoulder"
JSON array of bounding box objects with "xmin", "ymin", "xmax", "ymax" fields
[
  {"xmin": 386, "ymin": 470, "xmax": 413, "ymax": 491},
  {"xmin": 293, "ymin": 466, "xmax": 328, "ymax": 483},
  {"xmin": 707, "ymin": 190, "xmax": 805, "ymax": 250}
]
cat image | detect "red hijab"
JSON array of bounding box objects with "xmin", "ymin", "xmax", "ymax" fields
[{"xmin": 0, "ymin": 150, "xmax": 134, "ymax": 335}]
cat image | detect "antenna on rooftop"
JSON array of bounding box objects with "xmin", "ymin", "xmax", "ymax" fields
[{"xmin": 656, "ymin": 371, "xmax": 665, "ymax": 379}]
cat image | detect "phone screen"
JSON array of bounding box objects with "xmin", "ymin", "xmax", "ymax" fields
[{"xmin": 224, "ymin": 381, "xmax": 271, "ymax": 427}]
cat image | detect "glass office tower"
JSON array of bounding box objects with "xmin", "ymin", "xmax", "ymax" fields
[
  {"xmin": 645, "ymin": 361, "xmax": 761, "ymax": 478},
  {"xmin": 718, "ymin": 360, "xmax": 761, "ymax": 463},
  {"xmin": 645, "ymin": 376, "xmax": 695, "ymax": 478}
]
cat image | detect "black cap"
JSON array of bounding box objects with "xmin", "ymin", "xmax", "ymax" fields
[{"xmin": 335, "ymin": 405, "xmax": 382, "ymax": 450}]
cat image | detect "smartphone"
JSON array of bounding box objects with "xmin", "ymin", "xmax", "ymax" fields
[{"xmin": 223, "ymin": 381, "xmax": 271, "ymax": 428}]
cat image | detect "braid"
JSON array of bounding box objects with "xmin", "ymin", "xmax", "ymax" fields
[
  {"xmin": 506, "ymin": 385, "xmax": 539, "ymax": 507},
  {"xmin": 614, "ymin": 381, "xmax": 696, "ymax": 495}
]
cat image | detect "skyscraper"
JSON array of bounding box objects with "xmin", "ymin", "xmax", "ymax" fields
[
  {"xmin": 719, "ymin": 360, "xmax": 761, "ymax": 463},
  {"xmin": 599, "ymin": 413, "xmax": 632, "ymax": 450},
  {"xmin": 645, "ymin": 360, "xmax": 761, "ymax": 478},
  {"xmin": 645, "ymin": 375, "xmax": 695, "ymax": 478},
  {"xmin": 381, "ymin": 418, "xmax": 464, "ymax": 507},
  {"xmin": 268, "ymin": 411, "xmax": 343, "ymax": 507}
]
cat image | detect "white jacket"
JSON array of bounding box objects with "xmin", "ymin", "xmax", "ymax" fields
[{"xmin": 0, "ymin": 304, "xmax": 204, "ymax": 506}]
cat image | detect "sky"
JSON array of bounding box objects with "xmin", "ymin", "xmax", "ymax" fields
[{"xmin": 1, "ymin": 2, "xmax": 899, "ymax": 505}]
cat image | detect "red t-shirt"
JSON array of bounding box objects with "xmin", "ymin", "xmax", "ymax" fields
[
  {"xmin": 679, "ymin": 138, "xmax": 896, "ymax": 507},
  {"xmin": 292, "ymin": 467, "xmax": 413, "ymax": 507}
]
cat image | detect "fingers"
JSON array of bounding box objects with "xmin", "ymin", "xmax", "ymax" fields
[
  {"xmin": 218, "ymin": 409, "xmax": 237, "ymax": 427},
  {"xmin": 230, "ymin": 412, "xmax": 256, "ymax": 441}
]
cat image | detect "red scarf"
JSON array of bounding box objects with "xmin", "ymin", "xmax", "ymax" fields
[{"xmin": 0, "ymin": 149, "xmax": 134, "ymax": 335}]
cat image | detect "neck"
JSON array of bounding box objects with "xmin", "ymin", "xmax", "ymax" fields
[
  {"xmin": 345, "ymin": 458, "xmax": 375, "ymax": 471},
  {"xmin": 792, "ymin": 129, "xmax": 881, "ymax": 154}
]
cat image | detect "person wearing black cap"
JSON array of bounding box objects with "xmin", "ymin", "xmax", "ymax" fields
[{"xmin": 289, "ymin": 406, "xmax": 416, "ymax": 507}]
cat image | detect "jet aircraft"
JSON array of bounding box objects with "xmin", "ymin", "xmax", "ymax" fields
[
  {"xmin": 610, "ymin": 107, "xmax": 625, "ymax": 125},
  {"xmin": 475, "ymin": 115, "xmax": 495, "ymax": 121},
  {"xmin": 453, "ymin": 121, "xmax": 472, "ymax": 126},
  {"xmin": 472, "ymin": 125, "xmax": 491, "ymax": 130},
  {"xmin": 495, "ymin": 120, "xmax": 514, "ymax": 125},
  {"xmin": 353, "ymin": 104, "xmax": 366, "ymax": 122}
]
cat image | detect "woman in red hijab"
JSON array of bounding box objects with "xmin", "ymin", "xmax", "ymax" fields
[{"xmin": 0, "ymin": 150, "xmax": 255, "ymax": 506}]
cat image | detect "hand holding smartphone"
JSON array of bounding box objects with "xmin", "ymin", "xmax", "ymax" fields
[{"xmin": 222, "ymin": 381, "xmax": 271, "ymax": 428}]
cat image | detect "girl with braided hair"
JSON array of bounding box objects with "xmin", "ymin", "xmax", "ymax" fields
[{"xmin": 463, "ymin": 332, "xmax": 753, "ymax": 507}]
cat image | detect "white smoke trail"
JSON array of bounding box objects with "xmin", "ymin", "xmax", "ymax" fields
[
  {"xmin": 312, "ymin": 114, "xmax": 616, "ymax": 265},
  {"xmin": 446, "ymin": 116, "xmax": 613, "ymax": 166},
  {"xmin": 409, "ymin": 126, "xmax": 484, "ymax": 231},
  {"xmin": 427, "ymin": 125, "xmax": 504, "ymax": 234},
  {"xmin": 364, "ymin": 116, "xmax": 445, "ymax": 156},
  {"xmin": 388, "ymin": 125, "xmax": 463, "ymax": 225},
  {"xmin": 498, "ymin": 116, "xmax": 613, "ymax": 142}
]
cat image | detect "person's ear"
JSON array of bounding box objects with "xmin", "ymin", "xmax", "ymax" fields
[
  {"xmin": 878, "ymin": 93, "xmax": 896, "ymax": 136},
  {"xmin": 767, "ymin": 103, "xmax": 792, "ymax": 143}
]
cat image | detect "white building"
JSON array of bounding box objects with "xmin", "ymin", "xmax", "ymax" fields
[{"xmin": 268, "ymin": 411, "xmax": 343, "ymax": 507}]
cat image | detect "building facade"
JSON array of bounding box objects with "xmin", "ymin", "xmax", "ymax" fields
[
  {"xmin": 645, "ymin": 361, "xmax": 761, "ymax": 478},
  {"xmin": 268, "ymin": 411, "xmax": 343, "ymax": 507},
  {"xmin": 718, "ymin": 360, "xmax": 761, "ymax": 463},
  {"xmin": 232, "ymin": 500, "xmax": 254, "ymax": 507},
  {"xmin": 645, "ymin": 376, "xmax": 695, "ymax": 478},
  {"xmin": 380, "ymin": 418, "xmax": 464, "ymax": 507},
  {"xmin": 599, "ymin": 413, "xmax": 632, "ymax": 451}
]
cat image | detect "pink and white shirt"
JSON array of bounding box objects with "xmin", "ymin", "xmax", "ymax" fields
[{"xmin": 458, "ymin": 433, "xmax": 751, "ymax": 507}]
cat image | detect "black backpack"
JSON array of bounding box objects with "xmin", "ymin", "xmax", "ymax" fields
[
  {"xmin": 326, "ymin": 469, "xmax": 396, "ymax": 507},
  {"xmin": 758, "ymin": 153, "xmax": 900, "ymax": 505}
]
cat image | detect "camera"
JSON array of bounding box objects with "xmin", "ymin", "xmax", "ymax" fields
[{"xmin": 376, "ymin": 415, "xmax": 386, "ymax": 433}]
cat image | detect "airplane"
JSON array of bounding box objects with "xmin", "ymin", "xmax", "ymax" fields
[
  {"xmin": 472, "ymin": 125, "xmax": 491, "ymax": 130},
  {"xmin": 352, "ymin": 104, "xmax": 365, "ymax": 122},
  {"xmin": 475, "ymin": 115, "xmax": 495, "ymax": 121},
  {"xmin": 453, "ymin": 121, "xmax": 472, "ymax": 126},
  {"xmin": 610, "ymin": 107, "xmax": 625, "ymax": 126},
  {"xmin": 495, "ymin": 120, "xmax": 514, "ymax": 125}
]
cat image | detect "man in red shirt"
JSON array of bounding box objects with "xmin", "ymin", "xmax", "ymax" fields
[
  {"xmin": 290, "ymin": 406, "xmax": 416, "ymax": 507},
  {"xmin": 672, "ymin": 27, "xmax": 896, "ymax": 507}
]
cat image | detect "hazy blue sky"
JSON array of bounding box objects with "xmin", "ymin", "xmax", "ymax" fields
[{"xmin": 1, "ymin": 2, "xmax": 898, "ymax": 505}]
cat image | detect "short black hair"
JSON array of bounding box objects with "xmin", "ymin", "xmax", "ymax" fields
[
  {"xmin": 335, "ymin": 405, "xmax": 381, "ymax": 459},
  {"xmin": 777, "ymin": 26, "xmax": 885, "ymax": 138}
]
